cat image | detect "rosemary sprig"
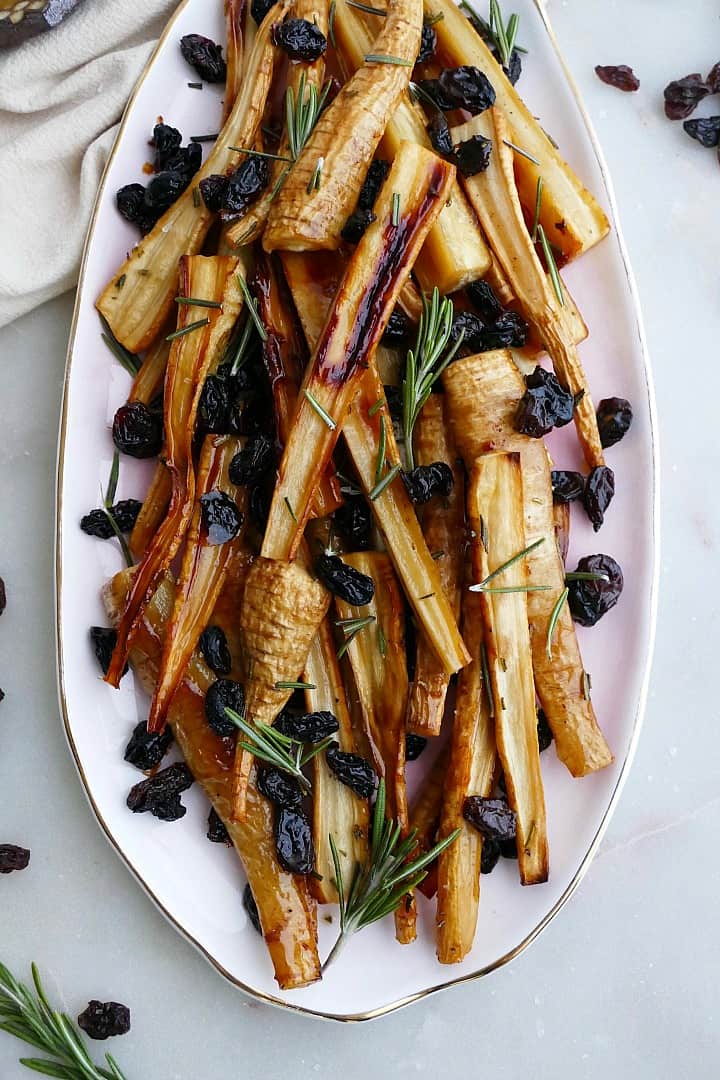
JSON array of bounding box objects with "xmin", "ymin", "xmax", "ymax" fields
[
  {"xmin": 503, "ymin": 139, "xmax": 540, "ymax": 165},
  {"xmin": 328, "ymin": 0, "xmax": 337, "ymax": 47},
  {"xmin": 368, "ymin": 397, "xmax": 385, "ymax": 417},
  {"xmin": 100, "ymin": 454, "xmax": 133, "ymax": 569},
  {"xmin": 175, "ymin": 296, "xmax": 222, "ymax": 309},
  {"xmin": 364, "ymin": 54, "xmax": 412, "ymax": 66},
  {"xmin": 531, "ymin": 176, "xmax": 543, "ymax": 242},
  {"xmin": 306, "ymin": 156, "xmax": 324, "ymax": 194},
  {"xmin": 477, "ymin": 585, "xmax": 551, "ymax": 594},
  {"xmin": 304, "ymin": 389, "xmax": 336, "ymax": 430},
  {"xmin": 286, "ymin": 73, "xmax": 332, "ymax": 162},
  {"xmin": 391, "ymin": 192, "xmax": 401, "ymax": 226},
  {"xmin": 347, "ymin": 0, "xmax": 386, "ymax": 13},
  {"xmin": 227, "ymin": 146, "xmax": 293, "ymax": 163},
  {"xmin": 284, "ymin": 496, "xmax": 297, "ymax": 523},
  {"xmin": 236, "ymin": 274, "xmax": 268, "ymax": 341},
  {"xmin": 226, "ymin": 709, "xmax": 330, "ymax": 792},
  {"xmin": 0, "ymin": 962, "xmax": 128, "ymax": 1080},
  {"xmin": 469, "ymin": 537, "xmax": 545, "ymax": 592},
  {"xmin": 401, "ymin": 288, "xmax": 465, "ymax": 471},
  {"xmin": 99, "ymin": 317, "xmax": 140, "ymax": 377},
  {"xmin": 226, "ymin": 315, "xmax": 255, "ymax": 375},
  {"xmin": 374, "ymin": 415, "xmax": 387, "ymax": 485},
  {"xmin": 323, "ymin": 780, "xmax": 461, "ymax": 970},
  {"xmin": 489, "ymin": 0, "xmax": 521, "ymax": 67},
  {"xmin": 377, "ymin": 624, "xmax": 387, "ymax": 658},
  {"xmin": 336, "ymin": 615, "xmax": 376, "ymax": 660},
  {"xmin": 565, "ymin": 571, "xmax": 610, "ymax": 583},
  {"xmin": 165, "ymin": 317, "xmax": 210, "ymax": 342},
  {"xmin": 546, "ymin": 586, "xmax": 569, "ymax": 659},
  {"xmin": 480, "ymin": 641, "xmax": 494, "ymax": 717},
  {"xmin": 537, "ymin": 224, "xmax": 565, "ymax": 306},
  {"xmin": 275, "ymin": 680, "xmax": 316, "ymax": 691},
  {"xmin": 368, "ymin": 462, "xmax": 402, "ymax": 501}
]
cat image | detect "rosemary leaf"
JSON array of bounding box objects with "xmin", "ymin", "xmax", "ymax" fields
[
  {"xmin": 364, "ymin": 54, "xmax": 412, "ymax": 66},
  {"xmin": 228, "ymin": 145, "xmax": 293, "ymax": 163},
  {"xmin": 275, "ymin": 680, "xmax": 316, "ymax": 690},
  {"xmin": 284, "ymin": 496, "xmax": 297, "ymax": 522},
  {"xmin": 565, "ymin": 571, "xmax": 610, "ymax": 583},
  {"xmin": 165, "ymin": 317, "xmax": 210, "ymax": 342},
  {"xmin": 236, "ymin": 274, "xmax": 268, "ymax": 340},
  {"xmin": 306, "ymin": 156, "xmax": 324, "ymax": 194},
  {"xmin": 368, "ymin": 462, "xmax": 402, "ymax": 501},
  {"xmin": 377, "ymin": 624, "xmax": 387, "ymax": 658},
  {"xmin": 190, "ymin": 132, "xmax": 219, "ymax": 143},
  {"xmin": 374, "ymin": 415, "xmax": 387, "ymax": 485},
  {"xmin": 99, "ymin": 318, "xmax": 140, "ymax": 377},
  {"xmin": 546, "ymin": 586, "xmax": 569, "ymax": 659},
  {"xmin": 175, "ymin": 296, "xmax": 222, "ymax": 309},
  {"xmin": 537, "ymin": 224, "xmax": 565, "ymax": 306},
  {"xmin": 347, "ymin": 0, "xmax": 387, "ymax": 12},
  {"xmin": 503, "ymin": 139, "xmax": 541, "ymax": 165},
  {"xmin": 304, "ymin": 389, "xmax": 336, "ymax": 430},
  {"xmin": 532, "ymin": 175, "xmax": 543, "ymax": 242},
  {"xmin": 474, "ymin": 584, "xmax": 551, "ymax": 594},
  {"xmin": 328, "ymin": 0, "xmax": 337, "ymax": 47},
  {"xmin": 469, "ymin": 537, "xmax": 545, "ymax": 592},
  {"xmin": 187, "ymin": 81, "xmax": 203, "ymax": 89},
  {"xmin": 104, "ymin": 451, "xmax": 120, "ymax": 508},
  {"xmin": 368, "ymin": 397, "xmax": 385, "ymax": 417},
  {"xmin": 336, "ymin": 615, "xmax": 376, "ymax": 660},
  {"xmin": 391, "ymin": 192, "xmax": 401, "ymax": 226}
]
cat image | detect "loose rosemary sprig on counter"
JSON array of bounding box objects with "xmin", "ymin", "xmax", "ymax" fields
[
  {"xmin": 0, "ymin": 962, "xmax": 128, "ymax": 1080},
  {"xmin": 226, "ymin": 709, "xmax": 331, "ymax": 792},
  {"xmin": 401, "ymin": 288, "xmax": 464, "ymax": 471},
  {"xmin": 323, "ymin": 781, "xmax": 460, "ymax": 971}
]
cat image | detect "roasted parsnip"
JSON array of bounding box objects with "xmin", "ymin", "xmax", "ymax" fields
[
  {"xmin": 96, "ymin": 2, "xmax": 288, "ymax": 352},
  {"xmin": 223, "ymin": 0, "xmax": 247, "ymax": 122},
  {"xmin": 104, "ymin": 569, "xmax": 320, "ymax": 990},
  {"xmin": 408, "ymin": 743, "xmax": 450, "ymax": 899},
  {"xmin": 263, "ymin": 0, "xmax": 422, "ymax": 251},
  {"xmin": 428, "ymin": 0, "xmax": 610, "ymax": 261},
  {"xmin": 554, "ymin": 500, "xmax": 571, "ymax": 565},
  {"xmin": 129, "ymin": 461, "xmax": 171, "ymax": 560},
  {"xmin": 468, "ymin": 451, "xmax": 548, "ymax": 886},
  {"xmin": 442, "ymin": 350, "xmax": 612, "ymax": 776},
  {"xmin": 129, "ymin": 335, "xmax": 170, "ymax": 405}
]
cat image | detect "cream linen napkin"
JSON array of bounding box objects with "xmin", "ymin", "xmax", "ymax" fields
[{"xmin": 0, "ymin": 0, "xmax": 177, "ymax": 328}]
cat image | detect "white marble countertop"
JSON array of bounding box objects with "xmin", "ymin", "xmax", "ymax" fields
[{"xmin": 1, "ymin": 0, "xmax": 719, "ymax": 1075}]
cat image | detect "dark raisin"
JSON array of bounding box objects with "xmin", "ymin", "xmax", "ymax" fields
[
  {"xmin": 77, "ymin": 1001, "xmax": 131, "ymax": 1041},
  {"xmin": 325, "ymin": 743, "xmax": 377, "ymax": 798},
  {"xmin": 707, "ymin": 62, "xmax": 720, "ymax": 94},
  {"xmin": 334, "ymin": 496, "xmax": 372, "ymax": 550},
  {"xmin": 480, "ymin": 836, "xmax": 501, "ymax": 874},
  {"xmin": 271, "ymin": 17, "xmax": 327, "ymax": 61},
  {"xmin": 594, "ymin": 65, "xmax": 640, "ymax": 92},
  {"xmin": 664, "ymin": 73, "xmax": 711, "ymax": 120},
  {"xmin": 257, "ymin": 766, "xmax": 303, "ymax": 808},
  {"xmin": 200, "ymin": 490, "xmax": 243, "ymax": 545},
  {"xmin": 567, "ymin": 553, "xmax": 623, "ymax": 627},
  {"xmin": 315, "ymin": 554, "xmax": 375, "ymax": 606},
  {"xmin": 449, "ymin": 310, "xmax": 484, "ymax": 350},
  {"xmin": 80, "ymin": 501, "xmax": 141, "ymax": 540},
  {"xmin": 275, "ymin": 709, "xmax": 339, "ymax": 742},
  {"xmin": 144, "ymin": 170, "xmax": 187, "ymax": 213},
  {"xmin": 382, "ymin": 307, "xmax": 412, "ymax": 345},
  {"xmin": 207, "ymin": 807, "xmax": 232, "ymax": 845},
  {"xmin": 199, "ymin": 174, "xmax": 229, "ymax": 212},
  {"xmin": 453, "ymin": 134, "xmax": 492, "ymax": 176},
  {"xmin": 0, "ymin": 845, "xmax": 30, "ymax": 874},
  {"xmin": 112, "ymin": 401, "xmax": 163, "ymax": 459},
  {"xmin": 251, "ymin": 0, "xmax": 277, "ymax": 25},
  {"xmin": 221, "ymin": 157, "xmax": 270, "ymax": 215},
  {"xmin": 341, "ymin": 207, "xmax": 376, "ymax": 244},
  {"xmin": 175, "ymin": 140, "xmax": 202, "ymax": 181},
  {"xmin": 596, "ymin": 396, "xmax": 633, "ymax": 448},
  {"xmin": 358, "ymin": 159, "xmax": 391, "ymax": 210},
  {"xmin": 151, "ymin": 123, "xmax": 182, "ymax": 169},
  {"xmin": 275, "ymin": 807, "xmax": 315, "ymax": 874},
  {"xmin": 0, "ymin": 689, "xmax": 4, "ymax": 704},
  {"xmin": 405, "ymin": 733, "xmax": 427, "ymax": 761},
  {"xmin": 199, "ymin": 626, "xmax": 232, "ymax": 676},
  {"xmin": 116, "ymin": 183, "xmax": 146, "ymax": 225},
  {"xmin": 402, "ymin": 462, "xmax": 454, "ymax": 504},
  {"xmin": 124, "ymin": 720, "xmax": 173, "ymax": 772},
  {"xmin": 463, "ymin": 796, "xmax": 517, "ymax": 843},
  {"xmin": 683, "ymin": 116, "xmax": 720, "ymax": 147},
  {"xmin": 583, "ymin": 465, "xmax": 615, "ymax": 531},
  {"xmin": 243, "ymin": 882, "xmax": 263, "ymax": 934},
  {"xmin": 499, "ymin": 836, "xmax": 518, "ymax": 859},
  {"xmin": 481, "ymin": 310, "xmax": 528, "ymax": 349},
  {"xmin": 417, "ymin": 23, "xmax": 437, "ymax": 64},
  {"xmin": 112, "ymin": 500, "xmax": 143, "ymax": 532},
  {"xmin": 126, "ymin": 762, "xmax": 194, "ymax": 821},
  {"xmin": 204, "ymin": 679, "xmax": 245, "ymax": 737},
  {"xmin": 197, "ymin": 375, "xmax": 230, "ymax": 435},
  {"xmin": 180, "ymin": 34, "xmax": 226, "ymax": 83},
  {"xmin": 502, "ymin": 48, "xmax": 522, "ymax": 86},
  {"xmin": 551, "ymin": 470, "xmax": 585, "ymax": 504},
  {"xmin": 537, "ymin": 708, "xmax": 553, "ymax": 753},
  {"xmin": 419, "ymin": 66, "xmax": 496, "ymax": 115},
  {"xmin": 89, "ymin": 627, "xmax": 127, "ymax": 678},
  {"xmin": 229, "ymin": 434, "xmax": 274, "ymax": 486},
  {"xmin": 466, "ymin": 279, "xmax": 503, "ymax": 322},
  {"xmin": 426, "ymin": 111, "xmax": 454, "ymax": 157},
  {"xmin": 80, "ymin": 509, "xmax": 116, "ymax": 540},
  {"xmin": 249, "ymin": 481, "xmax": 272, "ymax": 531},
  {"xmin": 0, "ymin": 577, "xmax": 5, "ymax": 616},
  {"xmin": 384, "ymin": 385, "xmax": 403, "ymax": 423},
  {"xmin": 515, "ymin": 366, "xmax": 576, "ymax": 438}
]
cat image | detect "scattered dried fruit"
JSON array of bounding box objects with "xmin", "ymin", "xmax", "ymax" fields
[
  {"xmin": 427, "ymin": 112, "xmax": 454, "ymax": 157},
  {"xmin": 334, "ymin": 497, "xmax": 372, "ymax": 550},
  {"xmin": 274, "ymin": 709, "xmax": 339, "ymax": 743},
  {"xmin": 325, "ymin": 743, "xmax": 377, "ymax": 798},
  {"xmin": 197, "ymin": 375, "xmax": 231, "ymax": 435},
  {"xmin": 271, "ymin": 17, "xmax": 327, "ymax": 62},
  {"xmin": 207, "ymin": 807, "xmax": 232, "ymax": 845},
  {"xmin": 112, "ymin": 401, "xmax": 163, "ymax": 459},
  {"xmin": 594, "ymin": 65, "xmax": 640, "ymax": 92},
  {"xmin": 583, "ymin": 465, "xmax": 615, "ymax": 531},
  {"xmin": 257, "ymin": 765, "xmax": 304, "ymax": 807},
  {"xmin": 315, "ymin": 554, "xmax": 374, "ymax": 606},
  {"xmin": 417, "ymin": 23, "xmax": 437, "ymax": 65},
  {"xmin": 229, "ymin": 434, "xmax": 274, "ymax": 486},
  {"xmin": 480, "ymin": 836, "xmax": 501, "ymax": 874},
  {"xmin": 204, "ymin": 678, "xmax": 245, "ymax": 738},
  {"xmin": 537, "ymin": 709, "xmax": 553, "ymax": 753},
  {"xmin": 664, "ymin": 73, "xmax": 711, "ymax": 120},
  {"xmin": 0, "ymin": 845, "xmax": 30, "ymax": 874},
  {"xmin": 515, "ymin": 366, "xmax": 577, "ymax": 438},
  {"xmin": 382, "ymin": 307, "xmax": 413, "ymax": 345},
  {"xmin": 124, "ymin": 720, "xmax": 174, "ymax": 772},
  {"xmin": 126, "ymin": 762, "xmax": 194, "ymax": 821},
  {"xmin": 402, "ymin": 462, "xmax": 454, "ymax": 504},
  {"xmin": 419, "ymin": 66, "xmax": 496, "ymax": 115},
  {"xmin": 221, "ymin": 157, "xmax": 270, "ymax": 216},
  {"xmin": 551, "ymin": 470, "xmax": 585, "ymax": 504},
  {"xmin": 274, "ymin": 806, "xmax": 315, "ymax": 874},
  {"xmin": 463, "ymin": 796, "xmax": 516, "ymax": 843},
  {"xmin": 199, "ymin": 625, "xmax": 232, "ymax": 676},
  {"xmin": 243, "ymin": 881, "xmax": 263, "ymax": 933},
  {"xmin": 453, "ymin": 133, "xmax": 492, "ymax": 176},
  {"xmin": 568, "ymin": 554, "xmax": 623, "ymax": 627},
  {"xmin": 683, "ymin": 116, "xmax": 720, "ymax": 147},
  {"xmin": 89, "ymin": 626, "xmax": 127, "ymax": 678},
  {"xmin": 200, "ymin": 490, "xmax": 244, "ymax": 545},
  {"xmin": 80, "ymin": 500, "xmax": 142, "ymax": 539},
  {"xmin": 596, "ymin": 396, "xmax": 633, "ymax": 448},
  {"xmin": 180, "ymin": 34, "xmax": 227, "ymax": 83},
  {"xmin": 77, "ymin": 1001, "xmax": 131, "ymax": 1041}
]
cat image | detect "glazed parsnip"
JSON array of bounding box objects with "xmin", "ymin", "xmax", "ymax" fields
[
  {"xmin": 263, "ymin": 0, "xmax": 422, "ymax": 251},
  {"xmin": 95, "ymin": 2, "xmax": 288, "ymax": 352},
  {"xmin": 261, "ymin": 143, "xmax": 454, "ymax": 561},
  {"xmin": 442, "ymin": 350, "xmax": 613, "ymax": 777},
  {"xmin": 427, "ymin": 0, "xmax": 610, "ymax": 262},
  {"xmin": 223, "ymin": 0, "xmax": 247, "ymax": 122},
  {"xmin": 129, "ymin": 462, "xmax": 171, "ymax": 560},
  {"xmin": 436, "ymin": 588, "xmax": 496, "ymax": 962},
  {"xmin": 454, "ymin": 109, "xmax": 604, "ymax": 469},
  {"xmin": 147, "ymin": 435, "xmax": 247, "ymax": 732},
  {"xmin": 406, "ymin": 394, "xmax": 464, "ymax": 736},
  {"xmin": 129, "ymin": 335, "xmax": 170, "ymax": 405},
  {"xmin": 104, "ymin": 570, "xmax": 321, "ymax": 991},
  {"xmin": 554, "ymin": 500, "xmax": 571, "ymax": 565},
  {"xmin": 332, "ymin": 0, "xmax": 491, "ymax": 293},
  {"xmin": 409, "ymin": 743, "xmax": 450, "ymax": 899},
  {"xmin": 467, "ymin": 452, "xmax": 548, "ymax": 886}
]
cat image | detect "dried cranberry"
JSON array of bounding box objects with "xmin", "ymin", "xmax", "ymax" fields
[
  {"xmin": 199, "ymin": 174, "xmax": 229, "ymax": 212},
  {"xmin": 594, "ymin": 65, "xmax": 640, "ymax": 92},
  {"xmin": 382, "ymin": 307, "xmax": 412, "ymax": 345},
  {"xmin": 463, "ymin": 796, "xmax": 516, "ymax": 843},
  {"xmin": 325, "ymin": 743, "xmax": 377, "ymax": 798},
  {"xmin": 229, "ymin": 434, "xmax": 274, "ymax": 486},
  {"xmin": 180, "ymin": 34, "xmax": 226, "ymax": 83},
  {"xmin": 466, "ymin": 280, "xmax": 504, "ymax": 322},
  {"xmin": 151, "ymin": 123, "xmax": 182, "ymax": 169},
  {"xmin": 419, "ymin": 66, "xmax": 496, "ymax": 115},
  {"xmin": 341, "ymin": 208, "xmax": 376, "ymax": 244},
  {"xmin": 274, "ymin": 709, "xmax": 339, "ymax": 743},
  {"xmin": 123, "ymin": 720, "xmax": 173, "ymax": 772},
  {"xmin": 199, "ymin": 625, "xmax": 232, "ymax": 676},
  {"xmin": 251, "ymin": 0, "xmax": 277, "ymax": 25},
  {"xmin": 537, "ymin": 708, "xmax": 553, "ymax": 753},
  {"xmin": 116, "ymin": 183, "xmax": 145, "ymax": 225},
  {"xmin": 683, "ymin": 116, "xmax": 720, "ymax": 147},
  {"xmin": 200, "ymin": 490, "xmax": 243, "ymax": 545},
  {"xmin": 480, "ymin": 836, "xmax": 501, "ymax": 874},
  {"xmin": 315, "ymin": 554, "xmax": 375, "ymax": 605},
  {"xmin": 207, "ymin": 807, "xmax": 231, "ymax": 845},
  {"xmin": 583, "ymin": 465, "xmax": 615, "ymax": 531},
  {"xmin": 77, "ymin": 1001, "xmax": 131, "ymax": 1041},
  {"xmin": 405, "ymin": 733, "xmax": 427, "ymax": 761},
  {"xmin": 664, "ymin": 73, "xmax": 711, "ymax": 120},
  {"xmin": 271, "ymin": 17, "xmax": 327, "ymax": 61},
  {"xmin": 89, "ymin": 626, "xmax": 127, "ymax": 678},
  {"xmin": 126, "ymin": 762, "xmax": 194, "ymax": 821},
  {"xmin": 358, "ymin": 159, "xmax": 391, "ymax": 210},
  {"xmin": 515, "ymin": 366, "xmax": 576, "ymax": 438},
  {"xmin": 221, "ymin": 157, "xmax": 270, "ymax": 215},
  {"xmin": 275, "ymin": 807, "xmax": 315, "ymax": 874},
  {"xmin": 204, "ymin": 678, "xmax": 245, "ymax": 737},
  {"xmin": 402, "ymin": 462, "xmax": 454, "ymax": 504},
  {"xmin": 257, "ymin": 766, "xmax": 303, "ymax": 808},
  {"xmin": 551, "ymin": 470, "xmax": 585, "ymax": 504},
  {"xmin": 568, "ymin": 553, "xmax": 623, "ymax": 627},
  {"xmin": 454, "ymin": 134, "xmax": 492, "ymax": 176},
  {"xmin": 0, "ymin": 845, "xmax": 30, "ymax": 874},
  {"xmin": 112, "ymin": 401, "xmax": 163, "ymax": 459},
  {"xmin": 334, "ymin": 496, "xmax": 372, "ymax": 550},
  {"xmin": 595, "ymin": 396, "xmax": 633, "ymax": 450},
  {"xmin": 417, "ymin": 23, "xmax": 437, "ymax": 64},
  {"xmin": 197, "ymin": 375, "xmax": 231, "ymax": 435},
  {"xmin": 243, "ymin": 882, "xmax": 263, "ymax": 933}
]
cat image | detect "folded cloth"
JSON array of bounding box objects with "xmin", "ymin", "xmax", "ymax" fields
[{"xmin": 0, "ymin": 0, "xmax": 177, "ymax": 328}]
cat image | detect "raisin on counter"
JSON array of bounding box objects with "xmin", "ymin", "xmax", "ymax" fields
[
  {"xmin": 596, "ymin": 396, "xmax": 633, "ymax": 448},
  {"xmin": 271, "ymin": 18, "xmax": 327, "ymax": 62},
  {"xmin": 204, "ymin": 678, "xmax": 245, "ymax": 738},
  {"xmin": 583, "ymin": 465, "xmax": 615, "ymax": 531},
  {"xmin": 274, "ymin": 709, "xmax": 339, "ymax": 743},
  {"xmin": 315, "ymin": 554, "xmax": 375, "ymax": 606},
  {"xmin": 112, "ymin": 401, "xmax": 163, "ymax": 459},
  {"xmin": 683, "ymin": 116, "xmax": 720, "ymax": 147},
  {"xmin": 124, "ymin": 720, "xmax": 174, "ymax": 772},
  {"xmin": 568, "ymin": 553, "xmax": 623, "ymax": 627},
  {"xmin": 126, "ymin": 762, "xmax": 194, "ymax": 821},
  {"xmin": 275, "ymin": 807, "xmax": 315, "ymax": 874},
  {"xmin": 664, "ymin": 73, "xmax": 711, "ymax": 120},
  {"xmin": 325, "ymin": 743, "xmax": 377, "ymax": 798},
  {"xmin": 207, "ymin": 807, "xmax": 232, "ymax": 845},
  {"xmin": 594, "ymin": 65, "xmax": 640, "ymax": 92},
  {"xmin": 180, "ymin": 34, "xmax": 226, "ymax": 83},
  {"xmin": 0, "ymin": 845, "xmax": 30, "ymax": 874},
  {"xmin": 77, "ymin": 1001, "xmax": 131, "ymax": 1041},
  {"xmin": 200, "ymin": 491, "xmax": 243, "ymax": 545},
  {"xmin": 199, "ymin": 625, "xmax": 232, "ymax": 676}
]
